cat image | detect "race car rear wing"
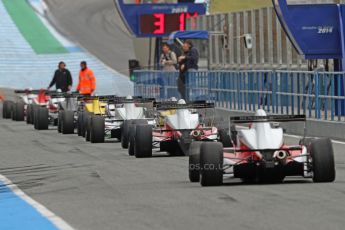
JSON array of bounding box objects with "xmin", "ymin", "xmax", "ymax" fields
[
  {"xmin": 77, "ymin": 95, "xmax": 155, "ymax": 105},
  {"xmin": 107, "ymin": 97, "xmax": 156, "ymax": 104},
  {"xmin": 78, "ymin": 95, "xmax": 124, "ymax": 101},
  {"xmin": 47, "ymin": 92, "xmax": 83, "ymax": 98},
  {"xmin": 230, "ymin": 115, "xmax": 306, "ymax": 124},
  {"xmin": 155, "ymin": 101, "xmax": 215, "ymax": 111},
  {"xmin": 14, "ymin": 89, "xmax": 53, "ymax": 94}
]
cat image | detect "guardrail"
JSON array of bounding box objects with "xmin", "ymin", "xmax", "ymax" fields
[{"xmin": 134, "ymin": 70, "xmax": 345, "ymax": 122}]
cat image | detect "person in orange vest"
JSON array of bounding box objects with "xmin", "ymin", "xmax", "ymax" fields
[{"xmin": 76, "ymin": 61, "xmax": 96, "ymax": 95}]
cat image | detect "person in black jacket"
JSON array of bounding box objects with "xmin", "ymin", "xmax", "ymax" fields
[
  {"xmin": 48, "ymin": 61, "xmax": 73, "ymax": 92},
  {"xmin": 177, "ymin": 40, "xmax": 199, "ymax": 100}
]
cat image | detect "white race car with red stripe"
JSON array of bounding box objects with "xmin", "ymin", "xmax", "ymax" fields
[
  {"xmin": 127, "ymin": 99, "xmax": 228, "ymax": 158},
  {"xmin": 189, "ymin": 109, "xmax": 336, "ymax": 186}
]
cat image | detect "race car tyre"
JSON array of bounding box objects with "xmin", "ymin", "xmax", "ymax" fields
[
  {"xmin": 90, "ymin": 115, "xmax": 105, "ymax": 143},
  {"xmin": 121, "ymin": 120, "xmax": 130, "ymax": 149},
  {"xmin": 33, "ymin": 105, "xmax": 39, "ymax": 129},
  {"xmin": 62, "ymin": 110, "xmax": 74, "ymax": 134},
  {"xmin": 83, "ymin": 112, "xmax": 91, "ymax": 138},
  {"xmin": 10, "ymin": 101, "xmax": 15, "ymax": 119},
  {"xmin": 2, "ymin": 100, "xmax": 12, "ymax": 119},
  {"xmin": 85, "ymin": 113, "xmax": 92, "ymax": 142},
  {"xmin": 36, "ymin": 107, "xmax": 49, "ymax": 130},
  {"xmin": 14, "ymin": 102, "xmax": 25, "ymax": 121},
  {"xmin": 310, "ymin": 138, "xmax": 336, "ymax": 183},
  {"xmin": 1, "ymin": 101, "xmax": 6, "ymax": 119},
  {"xmin": 127, "ymin": 120, "xmax": 149, "ymax": 155},
  {"xmin": 134, "ymin": 125, "xmax": 152, "ymax": 158},
  {"xmin": 218, "ymin": 129, "xmax": 233, "ymax": 147},
  {"xmin": 121, "ymin": 120, "xmax": 147, "ymax": 149},
  {"xmin": 26, "ymin": 105, "xmax": 32, "ymax": 124},
  {"xmin": 30, "ymin": 105, "xmax": 36, "ymax": 125},
  {"xmin": 189, "ymin": 142, "xmax": 203, "ymax": 182},
  {"xmin": 9, "ymin": 102, "xmax": 16, "ymax": 121},
  {"xmin": 128, "ymin": 124, "xmax": 137, "ymax": 156},
  {"xmin": 200, "ymin": 142, "xmax": 224, "ymax": 186},
  {"xmin": 7, "ymin": 101, "xmax": 15, "ymax": 120},
  {"xmin": 57, "ymin": 110, "xmax": 63, "ymax": 133},
  {"xmin": 8, "ymin": 101, "xmax": 15, "ymax": 119},
  {"xmin": 77, "ymin": 112, "xmax": 84, "ymax": 136}
]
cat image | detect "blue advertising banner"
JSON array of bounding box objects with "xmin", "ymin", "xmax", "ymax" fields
[
  {"xmin": 273, "ymin": 0, "xmax": 342, "ymax": 59},
  {"xmin": 273, "ymin": 0, "xmax": 345, "ymax": 115}
]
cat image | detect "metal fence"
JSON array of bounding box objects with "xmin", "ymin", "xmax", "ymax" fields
[{"xmin": 134, "ymin": 70, "xmax": 345, "ymax": 122}]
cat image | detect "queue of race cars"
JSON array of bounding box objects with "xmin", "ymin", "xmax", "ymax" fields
[{"xmin": 1, "ymin": 89, "xmax": 336, "ymax": 186}]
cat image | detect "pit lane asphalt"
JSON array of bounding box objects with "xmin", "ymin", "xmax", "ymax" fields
[{"xmin": 0, "ymin": 105, "xmax": 345, "ymax": 230}]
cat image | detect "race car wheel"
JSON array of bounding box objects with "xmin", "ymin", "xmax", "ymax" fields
[
  {"xmin": 7, "ymin": 101, "xmax": 15, "ymax": 120},
  {"xmin": 128, "ymin": 120, "xmax": 148, "ymax": 155},
  {"xmin": 121, "ymin": 120, "xmax": 131, "ymax": 149},
  {"xmin": 62, "ymin": 110, "xmax": 74, "ymax": 134},
  {"xmin": 189, "ymin": 141, "xmax": 203, "ymax": 182},
  {"xmin": 83, "ymin": 112, "xmax": 91, "ymax": 138},
  {"xmin": 1, "ymin": 101, "xmax": 7, "ymax": 119},
  {"xmin": 11, "ymin": 102, "xmax": 17, "ymax": 121},
  {"xmin": 77, "ymin": 112, "xmax": 84, "ymax": 136},
  {"xmin": 33, "ymin": 105, "xmax": 39, "ymax": 129},
  {"xmin": 2, "ymin": 100, "xmax": 12, "ymax": 119},
  {"xmin": 57, "ymin": 111, "xmax": 63, "ymax": 133},
  {"xmin": 85, "ymin": 114, "xmax": 92, "ymax": 142},
  {"xmin": 30, "ymin": 105, "xmax": 36, "ymax": 125},
  {"xmin": 218, "ymin": 129, "xmax": 233, "ymax": 147},
  {"xmin": 128, "ymin": 124, "xmax": 137, "ymax": 156},
  {"xmin": 90, "ymin": 115, "xmax": 105, "ymax": 143},
  {"xmin": 36, "ymin": 107, "xmax": 49, "ymax": 130},
  {"xmin": 310, "ymin": 138, "xmax": 335, "ymax": 183},
  {"xmin": 134, "ymin": 125, "xmax": 152, "ymax": 158},
  {"xmin": 14, "ymin": 102, "xmax": 25, "ymax": 121},
  {"xmin": 200, "ymin": 142, "xmax": 224, "ymax": 186},
  {"xmin": 26, "ymin": 105, "xmax": 32, "ymax": 124}
]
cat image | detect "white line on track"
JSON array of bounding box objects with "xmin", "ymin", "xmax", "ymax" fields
[{"xmin": 0, "ymin": 174, "xmax": 75, "ymax": 230}]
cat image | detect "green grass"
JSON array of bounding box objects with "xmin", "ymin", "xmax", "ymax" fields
[
  {"xmin": 210, "ymin": 0, "xmax": 272, "ymax": 13},
  {"xmin": 3, "ymin": 0, "xmax": 67, "ymax": 54}
]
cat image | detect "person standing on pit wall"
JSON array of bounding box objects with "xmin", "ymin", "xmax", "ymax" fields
[
  {"xmin": 76, "ymin": 61, "xmax": 96, "ymax": 95},
  {"xmin": 160, "ymin": 43, "xmax": 177, "ymax": 71},
  {"xmin": 48, "ymin": 61, "xmax": 73, "ymax": 92},
  {"xmin": 177, "ymin": 40, "xmax": 199, "ymax": 100}
]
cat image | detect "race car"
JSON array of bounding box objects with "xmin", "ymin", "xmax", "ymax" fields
[
  {"xmin": 127, "ymin": 99, "xmax": 229, "ymax": 158},
  {"xmin": 3, "ymin": 89, "xmax": 52, "ymax": 124},
  {"xmin": 27, "ymin": 89, "xmax": 69, "ymax": 131},
  {"xmin": 49, "ymin": 91, "xmax": 84, "ymax": 134},
  {"xmin": 75, "ymin": 95, "xmax": 108, "ymax": 139},
  {"xmin": 2, "ymin": 89, "xmax": 42, "ymax": 122},
  {"xmin": 22, "ymin": 90, "xmax": 80, "ymax": 131},
  {"xmin": 188, "ymin": 109, "xmax": 336, "ymax": 186},
  {"xmin": 81, "ymin": 96, "xmax": 155, "ymax": 144}
]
